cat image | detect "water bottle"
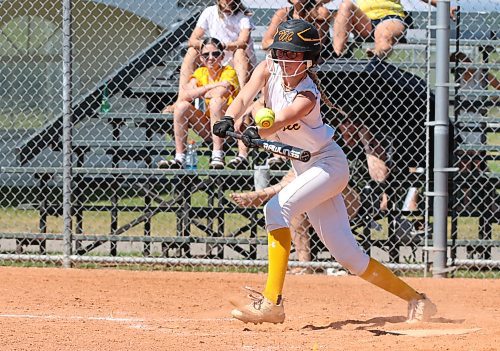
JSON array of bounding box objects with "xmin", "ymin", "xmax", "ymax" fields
[
  {"xmin": 186, "ymin": 140, "xmax": 198, "ymax": 170},
  {"xmin": 100, "ymin": 84, "xmax": 111, "ymax": 113}
]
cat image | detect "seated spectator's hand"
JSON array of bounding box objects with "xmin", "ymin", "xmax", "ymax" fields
[
  {"xmin": 213, "ymin": 116, "xmax": 234, "ymax": 138},
  {"xmin": 450, "ymin": 6, "xmax": 457, "ymax": 21},
  {"xmin": 230, "ymin": 192, "xmax": 265, "ymax": 208},
  {"xmin": 241, "ymin": 126, "xmax": 260, "ymax": 148},
  {"xmin": 218, "ymin": 81, "xmax": 231, "ymax": 90},
  {"xmin": 366, "ymin": 154, "xmax": 389, "ymax": 183}
]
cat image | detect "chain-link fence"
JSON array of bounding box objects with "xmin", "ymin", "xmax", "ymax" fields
[{"xmin": 0, "ymin": 0, "xmax": 498, "ymax": 277}]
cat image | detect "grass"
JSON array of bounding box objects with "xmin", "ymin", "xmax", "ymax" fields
[
  {"xmin": 0, "ymin": 260, "xmax": 497, "ymax": 278},
  {"xmin": 0, "ymin": 107, "xmax": 52, "ymax": 130},
  {"xmin": 1, "ymin": 193, "xmax": 498, "ymax": 241},
  {"xmin": 0, "ymin": 189, "xmax": 266, "ymax": 238}
]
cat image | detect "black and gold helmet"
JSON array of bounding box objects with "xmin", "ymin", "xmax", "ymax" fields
[{"xmin": 269, "ymin": 19, "xmax": 321, "ymax": 62}]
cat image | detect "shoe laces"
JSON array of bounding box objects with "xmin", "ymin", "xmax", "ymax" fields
[{"xmin": 243, "ymin": 286, "xmax": 264, "ymax": 311}]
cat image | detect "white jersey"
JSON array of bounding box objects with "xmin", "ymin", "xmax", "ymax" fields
[
  {"xmin": 196, "ymin": 6, "xmax": 256, "ymax": 66},
  {"xmin": 263, "ymin": 63, "xmax": 369, "ymax": 277},
  {"xmin": 264, "ymin": 63, "xmax": 335, "ymax": 154}
]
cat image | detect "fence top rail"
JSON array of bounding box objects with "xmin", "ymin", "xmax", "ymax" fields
[
  {"xmin": 0, "ymin": 167, "xmax": 288, "ymax": 177},
  {"xmin": 71, "ymin": 140, "xmax": 174, "ymax": 148},
  {"xmin": 456, "ymin": 90, "xmax": 500, "ymax": 98},
  {"xmin": 408, "ymin": 38, "xmax": 498, "ymax": 47},
  {"xmin": 455, "ymin": 115, "xmax": 500, "ymax": 124},
  {"xmin": 96, "ymin": 112, "xmax": 173, "ymax": 120}
]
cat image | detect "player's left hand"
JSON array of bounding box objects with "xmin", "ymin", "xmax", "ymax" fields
[
  {"xmin": 213, "ymin": 116, "xmax": 234, "ymax": 138},
  {"xmin": 241, "ymin": 126, "xmax": 260, "ymax": 148}
]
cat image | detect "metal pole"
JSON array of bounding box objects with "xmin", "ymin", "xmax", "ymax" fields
[
  {"xmin": 432, "ymin": 0, "xmax": 451, "ymax": 278},
  {"xmin": 62, "ymin": 0, "xmax": 73, "ymax": 268},
  {"xmin": 423, "ymin": 0, "xmax": 433, "ymax": 278}
]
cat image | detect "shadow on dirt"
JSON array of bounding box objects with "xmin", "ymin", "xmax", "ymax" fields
[{"xmin": 301, "ymin": 316, "xmax": 465, "ymax": 332}]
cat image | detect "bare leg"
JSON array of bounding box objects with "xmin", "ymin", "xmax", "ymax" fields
[
  {"xmin": 207, "ymin": 96, "xmax": 227, "ymax": 152},
  {"xmin": 173, "ymin": 101, "xmax": 204, "ymax": 154},
  {"xmin": 370, "ymin": 20, "xmax": 406, "ymax": 59},
  {"xmin": 343, "ymin": 184, "xmax": 361, "ymax": 220},
  {"xmin": 333, "ymin": 0, "xmax": 372, "ymax": 56},
  {"xmin": 237, "ymin": 111, "xmax": 250, "ymax": 158},
  {"xmin": 232, "ymin": 48, "xmax": 251, "ymax": 87},
  {"xmin": 232, "ymin": 99, "xmax": 261, "ymax": 160},
  {"xmin": 290, "ymin": 214, "xmax": 311, "ymax": 263},
  {"xmin": 358, "ymin": 126, "xmax": 389, "ymax": 183},
  {"xmin": 164, "ymin": 48, "xmax": 200, "ymax": 113},
  {"xmin": 179, "ymin": 47, "xmax": 199, "ymax": 89}
]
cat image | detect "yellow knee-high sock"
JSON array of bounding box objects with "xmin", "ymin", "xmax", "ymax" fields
[
  {"xmin": 360, "ymin": 258, "xmax": 422, "ymax": 301},
  {"xmin": 263, "ymin": 227, "xmax": 292, "ymax": 304}
]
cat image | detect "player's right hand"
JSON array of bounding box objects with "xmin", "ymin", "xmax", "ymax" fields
[
  {"xmin": 241, "ymin": 126, "xmax": 260, "ymax": 148},
  {"xmin": 213, "ymin": 116, "xmax": 234, "ymax": 138}
]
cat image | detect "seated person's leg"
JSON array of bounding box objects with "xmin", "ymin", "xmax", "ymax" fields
[
  {"xmin": 370, "ymin": 20, "xmax": 406, "ymax": 59},
  {"xmin": 227, "ymin": 99, "xmax": 258, "ymax": 169},
  {"xmin": 158, "ymin": 101, "xmax": 205, "ymax": 169},
  {"xmin": 289, "ymin": 214, "xmax": 312, "ymax": 274},
  {"xmin": 163, "ymin": 47, "xmax": 200, "ymax": 113},
  {"xmin": 207, "ymin": 95, "xmax": 227, "ymax": 169},
  {"xmin": 179, "ymin": 47, "xmax": 200, "ymax": 90},
  {"xmin": 358, "ymin": 126, "xmax": 389, "ymax": 183},
  {"xmin": 232, "ymin": 48, "xmax": 251, "ymax": 87},
  {"xmin": 343, "ymin": 184, "xmax": 361, "ymax": 220},
  {"xmin": 333, "ymin": 0, "xmax": 372, "ymax": 56},
  {"xmin": 357, "ymin": 126, "xmax": 390, "ymax": 211}
]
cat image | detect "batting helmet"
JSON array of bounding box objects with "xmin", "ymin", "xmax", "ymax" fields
[{"xmin": 269, "ymin": 19, "xmax": 321, "ymax": 62}]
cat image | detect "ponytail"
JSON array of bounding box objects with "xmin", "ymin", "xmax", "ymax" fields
[{"xmin": 307, "ymin": 70, "xmax": 335, "ymax": 109}]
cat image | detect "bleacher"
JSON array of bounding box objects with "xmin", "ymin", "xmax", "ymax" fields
[{"xmin": 1, "ymin": 6, "xmax": 498, "ymax": 265}]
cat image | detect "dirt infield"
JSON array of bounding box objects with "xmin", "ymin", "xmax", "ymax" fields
[{"xmin": 0, "ymin": 267, "xmax": 498, "ymax": 351}]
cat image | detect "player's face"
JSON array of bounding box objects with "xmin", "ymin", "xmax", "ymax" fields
[
  {"xmin": 200, "ymin": 44, "xmax": 224, "ymax": 69},
  {"xmin": 267, "ymin": 49, "xmax": 308, "ymax": 78}
]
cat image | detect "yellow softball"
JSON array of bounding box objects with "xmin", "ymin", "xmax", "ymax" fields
[{"xmin": 255, "ymin": 108, "xmax": 275, "ymax": 129}]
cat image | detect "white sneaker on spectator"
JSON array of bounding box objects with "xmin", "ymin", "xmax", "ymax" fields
[{"xmin": 209, "ymin": 156, "xmax": 224, "ymax": 169}]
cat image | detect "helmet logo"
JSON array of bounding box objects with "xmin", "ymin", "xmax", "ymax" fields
[
  {"xmin": 297, "ymin": 28, "xmax": 320, "ymax": 42},
  {"xmin": 277, "ymin": 29, "xmax": 294, "ymax": 42}
]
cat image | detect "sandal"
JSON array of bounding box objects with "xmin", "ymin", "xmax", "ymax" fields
[
  {"xmin": 209, "ymin": 156, "xmax": 225, "ymax": 169},
  {"xmin": 227, "ymin": 156, "xmax": 249, "ymax": 170}
]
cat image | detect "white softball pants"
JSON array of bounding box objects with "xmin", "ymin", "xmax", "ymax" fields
[{"xmin": 264, "ymin": 141, "xmax": 370, "ymax": 275}]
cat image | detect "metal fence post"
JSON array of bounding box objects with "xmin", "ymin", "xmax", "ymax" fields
[
  {"xmin": 62, "ymin": 0, "xmax": 73, "ymax": 268},
  {"xmin": 432, "ymin": 0, "xmax": 451, "ymax": 278}
]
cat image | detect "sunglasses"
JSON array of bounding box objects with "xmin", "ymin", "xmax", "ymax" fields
[
  {"xmin": 201, "ymin": 50, "xmax": 223, "ymax": 59},
  {"xmin": 273, "ymin": 49, "xmax": 299, "ymax": 60}
]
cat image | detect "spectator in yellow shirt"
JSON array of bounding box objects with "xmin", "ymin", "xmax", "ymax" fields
[
  {"xmin": 158, "ymin": 37, "xmax": 247, "ymax": 169},
  {"xmin": 333, "ymin": 0, "xmax": 457, "ymax": 59}
]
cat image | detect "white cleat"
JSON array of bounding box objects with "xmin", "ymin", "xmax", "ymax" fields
[
  {"xmin": 231, "ymin": 287, "xmax": 285, "ymax": 325},
  {"xmin": 407, "ymin": 293, "xmax": 437, "ymax": 323}
]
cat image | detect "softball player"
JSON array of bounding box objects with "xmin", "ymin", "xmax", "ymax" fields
[{"xmin": 213, "ymin": 19, "xmax": 436, "ymax": 324}]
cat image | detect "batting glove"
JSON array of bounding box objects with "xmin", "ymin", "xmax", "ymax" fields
[
  {"xmin": 213, "ymin": 116, "xmax": 234, "ymax": 138},
  {"xmin": 241, "ymin": 126, "xmax": 260, "ymax": 148}
]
